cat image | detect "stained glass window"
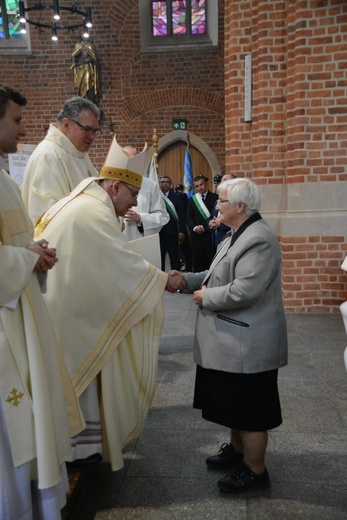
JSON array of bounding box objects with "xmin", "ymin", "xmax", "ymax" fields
[
  {"xmin": 0, "ymin": 2, "xmax": 6, "ymax": 39},
  {"xmin": 152, "ymin": 2, "xmax": 168, "ymax": 36},
  {"xmin": 191, "ymin": 0, "xmax": 205, "ymax": 35},
  {"xmin": 0, "ymin": 0, "xmax": 30, "ymax": 54},
  {"xmin": 172, "ymin": 1, "xmax": 186, "ymax": 36},
  {"xmin": 152, "ymin": 0, "xmax": 206, "ymax": 38},
  {"xmin": 140, "ymin": 1, "xmax": 217, "ymax": 53},
  {"xmin": 0, "ymin": 0, "xmax": 22, "ymax": 39}
]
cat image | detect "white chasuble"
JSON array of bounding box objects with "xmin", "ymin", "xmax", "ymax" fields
[
  {"xmin": 36, "ymin": 179, "xmax": 167, "ymax": 470},
  {"xmin": 0, "ymin": 170, "xmax": 82, "ymax": 492}
]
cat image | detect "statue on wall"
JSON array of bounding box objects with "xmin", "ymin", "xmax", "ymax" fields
[{"xmin": 71, "ymin": 39, "xmax": 100, "ymax": 104}]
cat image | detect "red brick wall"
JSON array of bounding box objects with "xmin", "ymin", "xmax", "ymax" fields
[
  {"xmin": 282, "ymin": 236, "xmax": 347, "ymax": 312},
  {"xmin": 225, "ymin": 0, "xmax": 347, "ymax": 312},
  {"xmin": 0, "ymin": 0, "xmax": 225, "ymax": 173},
  {"xmin": 1, "ymin": 0, "xmax": 346, "ymax": 312}
]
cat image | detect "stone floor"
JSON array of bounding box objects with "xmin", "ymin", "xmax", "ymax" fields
[{"xmin": 63, "ymin": 292, "xmax": 347, "ymax": 520}]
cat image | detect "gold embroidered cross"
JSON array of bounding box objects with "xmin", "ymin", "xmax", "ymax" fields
[{"xmin": 6, "ymin": 388, "xmax": 24, "ymax": 407}]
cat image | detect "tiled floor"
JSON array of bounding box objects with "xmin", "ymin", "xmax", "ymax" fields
[{"xmin": 63, "ymin": 292, "xmax": 347, "ymax": 520}]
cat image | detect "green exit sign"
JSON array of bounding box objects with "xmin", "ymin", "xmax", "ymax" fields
[{"xmin": 173, "ymin": 119, "xmax": 188, "ymax": 130}]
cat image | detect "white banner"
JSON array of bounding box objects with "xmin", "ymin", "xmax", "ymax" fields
[{"xmin": 9, "ymin": 143, "xmax": 36, "ymax": 189}]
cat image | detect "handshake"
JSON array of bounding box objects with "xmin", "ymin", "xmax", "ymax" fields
[{"xmin": 165, "ymin": 270, "xmax": 187, "ymax": 293}]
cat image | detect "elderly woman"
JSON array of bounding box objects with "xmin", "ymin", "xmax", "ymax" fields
[{"xmin": 168, "ymin": 177, "xmax": 288, "ymax": 493}]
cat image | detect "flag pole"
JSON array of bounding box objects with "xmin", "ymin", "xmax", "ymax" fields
[
  {"xmin": 152, "ymin": 127, "xmax": 159, "ymax": 167},
  {"xmin": 149, "ymin": 128, "xmax": 160, "ymax": 186}
]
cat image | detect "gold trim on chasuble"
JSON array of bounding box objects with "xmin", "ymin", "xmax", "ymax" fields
[
  {"xmin": 1, "ymin": 208, "xmax": 32, "ymax": 243},
  {"xmin": 72, "ymin": 263, "xmax": 161, "ymax": 397}
]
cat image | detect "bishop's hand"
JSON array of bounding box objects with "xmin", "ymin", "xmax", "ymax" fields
[{"xmin": 166, "ymin": 270, "xmax": 186, "ymax": 293}]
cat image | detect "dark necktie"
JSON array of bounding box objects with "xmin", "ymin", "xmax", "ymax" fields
[{"xmin": 201, "ymin": 194, "xmax": 205, "ymax": 201}]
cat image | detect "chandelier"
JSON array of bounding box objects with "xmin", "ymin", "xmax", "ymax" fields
[{"xmin": 18, "ymin": 1, "xmax": 92, "ymax": 41}]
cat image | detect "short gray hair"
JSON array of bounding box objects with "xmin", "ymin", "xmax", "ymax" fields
[
  {"xmin": 98, "ymin": 178, "xmax": 114, "ymax": 188},
  {"xmin": 218, "ymin": 177, "xmax": 261, "ymax": 215},
  {"xmin": 57, "ymin": 96, "xmax": 100, "ymax": 122}
]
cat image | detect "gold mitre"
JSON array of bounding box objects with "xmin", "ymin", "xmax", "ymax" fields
[{"xmin": 99, "ymin": 136, "xmax": 147, "ymax": 188}]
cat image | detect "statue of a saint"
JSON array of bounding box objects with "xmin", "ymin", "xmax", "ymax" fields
[{"xmin": 71, "ymin": 40, "xmax": 99, "ymax": 104}]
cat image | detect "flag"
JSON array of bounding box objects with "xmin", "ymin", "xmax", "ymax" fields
[
  {"xmin": 149, "ymin": 153, "xmax": 159, "ymax": 187},
  {"xmin": 183, "ymin": 147, "xmax": 194, "ymax": 198}
]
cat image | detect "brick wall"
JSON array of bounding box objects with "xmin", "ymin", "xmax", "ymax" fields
[
  {"xmin": 0, "ymin": 0, "xmax": 225, "ymax": 173},
  {"xmin": 1, "ymin": 0, "xmax": 346, "ymax": 311},
  {"xmin": 225, "ymin": 0, "xmax": 347, "ymax": 312},
  {"xmin": 282, "ymin": 236, "xmax": 347, "ymax": 312}
]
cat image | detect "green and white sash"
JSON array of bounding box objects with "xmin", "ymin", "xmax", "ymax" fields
[
  {"xmin": 192, "ymin": 194, "xmax": 211, "ymax": 220},
  {"xmin": 162, "ymin": 193, "xmax": 179, "ymax": 228}
]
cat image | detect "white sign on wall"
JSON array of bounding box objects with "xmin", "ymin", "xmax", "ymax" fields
[{"xmin": 9, "ymin": 143, "xmax": 36, "ymax": 189}]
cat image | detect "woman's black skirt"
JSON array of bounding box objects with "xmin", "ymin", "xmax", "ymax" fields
[{"xmin": 193, "ymin": 364, "xmax": 282, "ymax": 431}]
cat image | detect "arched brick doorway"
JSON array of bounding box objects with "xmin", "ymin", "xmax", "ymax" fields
[{"xmin": 144, "ymin": 130, "xmax": 222, "ymax": 192}]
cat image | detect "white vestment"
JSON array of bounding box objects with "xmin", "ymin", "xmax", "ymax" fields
[
  {"xmin": 0, "ymin": 169, "xmax": 82, "ymax": 519},
  {"xmin": 123, "ymin": 176, "xmax": 169, "ymax": 240},
  {"xmin": 22, "ymin": 123, "xmax": 97, "ymax": 223},
  {"xmin": 35, "ymin": 179, "xmax": 168, "ymax": 470}
]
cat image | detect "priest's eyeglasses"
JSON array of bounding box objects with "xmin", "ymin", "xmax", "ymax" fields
[
  {"xmin": 120, "ymin": 181, "xmax": 139, "ymax": 200},
  {"xmin": 69, "ymin": 119, "xmax": 101, "ymax": 137}
]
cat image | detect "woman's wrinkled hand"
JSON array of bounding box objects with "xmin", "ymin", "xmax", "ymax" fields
[{"xmin": 193, "ymin": 285, "xmax": 206, "ymax": 308}]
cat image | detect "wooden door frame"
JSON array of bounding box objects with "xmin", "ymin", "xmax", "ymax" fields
[{"xmin": 144, "ymin": 130, "xmax": 222, "ymax": 178}]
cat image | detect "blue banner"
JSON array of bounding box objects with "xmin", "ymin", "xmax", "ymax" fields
[{"xmin": 183, "ymin": 148, "xmax": 194, "ymax": 198}]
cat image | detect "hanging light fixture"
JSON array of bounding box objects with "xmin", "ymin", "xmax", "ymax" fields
[
  {"xmin": 51, "ymin": 22, "xmax": 58, "ymax": 41},
  {"xmin": 53, "ymin": 0, "xmax": 60, "ymax": 20},
  {"xmin": 18, "ymin": 1, "xmax": 93, "ymax": 42}
]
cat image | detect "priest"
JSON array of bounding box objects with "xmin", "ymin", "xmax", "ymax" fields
[
  {"xmin": 35, "ymin": 136, "xmax": 178, "ymax": 470},
  {"xmin": 0, "ymin": 85, "xmax": 83, "ymax": 519}
]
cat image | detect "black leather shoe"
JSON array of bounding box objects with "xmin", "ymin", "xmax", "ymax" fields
[
  {"xmin": 218, "ymin": 462, "xmax": 270, "ymax": 493},
  {"xmin": 67, "ymin": 453, "xmax": 102, "ymax": 468},
  {"xmin": 206, "ymin": 443, "xmax": 243, "ymax": 469}
]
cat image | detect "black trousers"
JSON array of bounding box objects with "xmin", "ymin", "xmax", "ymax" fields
[
  {"xmin": 191, "ymin": 235, "xmax": 216, "ymax": 272},
  {"xmin": 179, "ymin": 228, "xmax": 193, "ymax": 271},
  {"xmin": 159, "ymin": 233, "xmax": 181, "ymax": 271}
]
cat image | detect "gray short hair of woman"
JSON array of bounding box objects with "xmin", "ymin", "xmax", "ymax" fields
[
  {"xmin": 218, "ymin": 177, "xmax": 261, "ymax": 216},
  {"xmin": 57, "ymin": 96, "xmax": 100, "ymax": 123}
]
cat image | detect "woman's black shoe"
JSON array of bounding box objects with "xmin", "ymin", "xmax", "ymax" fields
[
  {"xmin": 218, "ymin": 462, "xmax": 270, "ymax": 493},
  {"xmin": 206, "ymin": 443, "xmax": 243, "ymax": 469}
]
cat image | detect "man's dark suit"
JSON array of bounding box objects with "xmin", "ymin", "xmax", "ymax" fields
[
  {"xmin": 159, "ymin": 190, "xmax": 186, "ymax": 271},
  {"xmin": 176, "ymin": 191, "xmax": 193, "ymax": 272},
  {"xmin": 186, "ymin": 190, "xmax": 218, "ymax": 272}
]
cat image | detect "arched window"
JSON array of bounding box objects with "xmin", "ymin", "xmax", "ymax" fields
[
  {"xmin": 140, "ymin": 0, "xmax": 218, "ymax": 53},
  {"xmin": 0, "ymin": 0, "xmax": 31, "ymax": 55}
]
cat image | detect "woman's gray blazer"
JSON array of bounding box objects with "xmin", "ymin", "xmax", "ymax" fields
[{"xmin": 184, "ymin": 218, "xmax": 288, "ymax": 374}]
